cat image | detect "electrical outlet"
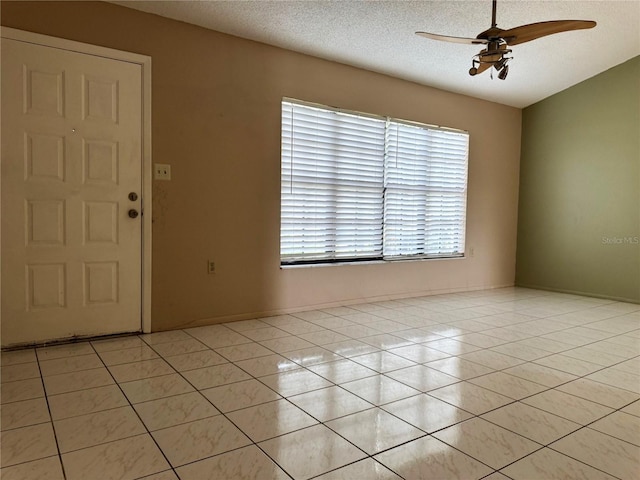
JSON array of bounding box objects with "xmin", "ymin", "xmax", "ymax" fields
[
  {"xmin": 207, "ymin": 260, "xmax": 216, "ymax": 274},
  {"xmin": 468, "ymin": 247, "xmax": 475, "ymax": 257},
  {"xmin": 154, "ymin": 163, "xmax": 171, "ymax": 180}
]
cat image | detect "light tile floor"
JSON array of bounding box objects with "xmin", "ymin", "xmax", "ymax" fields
[{"xmin": 1, "ymin": 287, "xmax": 639, "ymax": 479}]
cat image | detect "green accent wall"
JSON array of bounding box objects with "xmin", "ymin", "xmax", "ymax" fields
[{"xmin": 516, "ymin": 56, "xmax": 640, "ymax": 303}]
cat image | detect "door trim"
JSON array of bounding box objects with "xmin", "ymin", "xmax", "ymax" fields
[{"xmin": 1, "ymin": 27, "xmax": 153, "ymax": 334}]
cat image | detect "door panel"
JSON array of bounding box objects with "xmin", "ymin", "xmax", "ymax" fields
[{"xmin": 1, "ymin": 38, "xmax": 143, "ymax": 345}]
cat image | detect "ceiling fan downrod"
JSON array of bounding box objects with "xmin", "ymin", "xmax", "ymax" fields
[{"xmin": 491, "ymin": 0, "xmax": 497, "ymax": 28}]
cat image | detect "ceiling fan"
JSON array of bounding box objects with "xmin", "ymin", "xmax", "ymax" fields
[{"xmin": 416, "ymin": 0, "xmax": 596, "ymax": 79}]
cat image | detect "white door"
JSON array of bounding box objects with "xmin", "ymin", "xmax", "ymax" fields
[{"xmin": 1, "ymin": 38, "xmax": 143, "ymax": 346}]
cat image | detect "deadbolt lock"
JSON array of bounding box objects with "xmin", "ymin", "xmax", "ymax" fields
[{"xmin": 128, "ymin": 192, "xmax": 138, "ymax": 201}]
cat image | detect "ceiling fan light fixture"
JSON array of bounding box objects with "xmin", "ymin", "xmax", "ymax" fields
[
  {"xmin": 498, "ymin": 64, "xmax": 509, "ymax": 80},
  {"xmin": 494, "ymin": 57, "xmax": 507, "ymax": 70}
]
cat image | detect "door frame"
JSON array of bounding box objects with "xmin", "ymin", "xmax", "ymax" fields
[{"xmin": 1, "ymin": 27, "xmax": 153, "ymax": 334}]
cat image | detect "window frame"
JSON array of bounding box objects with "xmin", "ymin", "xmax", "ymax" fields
[{"xmin": 280, "ymin": 98, "xmax": 469, "ymax": 267}]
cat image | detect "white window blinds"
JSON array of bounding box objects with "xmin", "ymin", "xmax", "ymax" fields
[
  {"xmin": 281, "ymin": 99, "xmax": 469, "ymax": 265},
  {"xmin": 383, "ymin": 122, "xmax": 469, "ymax": 258},
  {"xmin": 281, "ymin": 101, "xmax": 386, "ymax": 262}
]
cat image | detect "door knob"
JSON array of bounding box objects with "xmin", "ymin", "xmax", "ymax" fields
[
  {"xmin": 128, "ymin": 209, "xmax": 139, "ymax": 218},
  {"xmin": 128, "ymin": 192, "xmax": 138, "ymax": 201}
]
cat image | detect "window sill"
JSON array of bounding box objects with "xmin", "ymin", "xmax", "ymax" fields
[{"xmin": 280, "ymin": 255, "xmax": 466, "ymax": 270}]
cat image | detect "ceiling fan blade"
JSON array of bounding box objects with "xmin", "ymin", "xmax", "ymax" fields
[
  {"xmin": 416, "ymin": 31, "xmax": 489, "ymax": 45},
  {"xmin": 501, "ymin": 20, "xmax": 596, "ymax": 46}
]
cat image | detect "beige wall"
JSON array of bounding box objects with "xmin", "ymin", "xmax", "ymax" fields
[
  {"xmin": 2, "ymin": 1, "xmax": 522, "ymax": 331},
  {"xmin": 517, "ymin": 57, "xmax": 640, "ymax": 302}
]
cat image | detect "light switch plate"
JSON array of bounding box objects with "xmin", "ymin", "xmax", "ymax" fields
[{"xmin": 154, "ymin": 163, "xmax": 171, "ymax": 180}]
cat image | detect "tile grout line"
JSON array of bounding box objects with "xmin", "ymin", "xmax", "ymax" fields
[
  {"xmin": 139, "ymin": 333, "xmax": 302, "ymax": 479},
  {"xmin": 143, "ymin": 327, "xmax": 471, "ymax": 479},
  {"xmin": 148, "ymin": 330, "xmax": 382, "ymax": 479},
  {"xmin": 87, "ymin": 340, "xmax": 179, "ymax": 480},
  {"xmin": 150, "ymin": 329, "xmax": 520, "ymax": 479},
  {"xmin": 196, "ymin": 340, "xmax": 412, "ymax": 477},
  {"xmin": 34, "ymin": 349, "xmax": 68, "ymax": 480}
]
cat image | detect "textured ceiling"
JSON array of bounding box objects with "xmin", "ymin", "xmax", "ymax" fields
[{"xmin": 111, "ymin": 1, "xmax": 640, "ymax": 107}]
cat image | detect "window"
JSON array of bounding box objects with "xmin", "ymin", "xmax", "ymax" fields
[{"xmin": 281, "ymin": 99, "xmax": 469, "ymax": 265}]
